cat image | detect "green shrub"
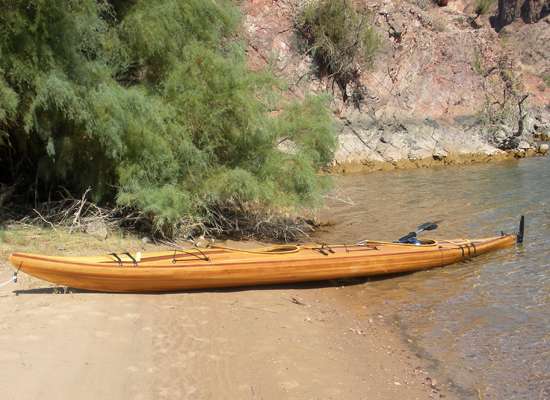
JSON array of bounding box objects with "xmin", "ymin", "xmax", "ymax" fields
[
  {"xmin": 296, "ymin": 0, "xmax": 380, "ymax": 103},
  {"xmin": 0, "ymin": 0, "xmax": 336, "ymax": 238},
  {"xmin": 474, "ymin": 0, "xmax": 495, "ymax": 16},
  {"xmin": 0, "ymin": 73, "xmax": 18, "ymax": 146}
]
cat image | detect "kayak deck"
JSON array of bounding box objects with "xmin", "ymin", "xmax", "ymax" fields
[{"xmin": 8, "ymin": 235, "xmax": 516, "ymax": 292}]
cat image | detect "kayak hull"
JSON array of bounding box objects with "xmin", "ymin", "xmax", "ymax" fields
[{"xmin": 8, "ymin": 235, "xmax": 516, "ymax": 293}]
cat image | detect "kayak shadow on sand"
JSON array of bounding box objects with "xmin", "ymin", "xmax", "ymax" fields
[
  {"xmin": 12, "ymin": 272, "xmax": 411, "ymax": 295},
  {"xmin": 13, "ymin": 286, "xmax": 94, "ymax": 295}
]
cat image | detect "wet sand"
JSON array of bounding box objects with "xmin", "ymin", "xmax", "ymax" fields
[{"xmin": 0, "ymin": 227, "xmax": 451, "ymax": 400}]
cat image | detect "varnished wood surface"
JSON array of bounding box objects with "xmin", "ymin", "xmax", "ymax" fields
[{"xmin": 8, "ymin": 235, "xmax": 516, "ymax": 292}]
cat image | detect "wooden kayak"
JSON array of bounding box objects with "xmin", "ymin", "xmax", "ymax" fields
[{"xmin": 8, "ymin": 234, "xmax": 517, "ymax": 293}]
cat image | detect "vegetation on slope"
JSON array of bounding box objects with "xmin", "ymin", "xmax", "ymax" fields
[
  {"xmin": 474, "ymin": 0, "xmax": 496, "ymax": 17},
  {"xmin": 0, "ymin": 0, "xmax": 336, "ymax": 238},
  {"xmin": 296, "ymin": 0, "xmax": 380, "ymax": 105}
]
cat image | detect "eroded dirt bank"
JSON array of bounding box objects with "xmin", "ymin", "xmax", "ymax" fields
[{"xmin": 0, "ymin": 227, "xmax": 452, "ymax": 400}]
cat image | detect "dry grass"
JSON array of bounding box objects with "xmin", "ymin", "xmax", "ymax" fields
[
  {"xmin": 0, "ymin": 225, "xmax": 152, "ymax": 259},
  {"xmin": 0, "ymin": 224, "xmax": 170, "ymax": 291}
]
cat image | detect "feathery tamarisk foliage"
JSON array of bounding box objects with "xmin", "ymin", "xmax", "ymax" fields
[
  {"xmin": 296, "ymin": 0, "xmax": 380, "ymax": 104},
  {"xmin": 0, "ymin": 0, "xmax": 336, "ymax": 238}
]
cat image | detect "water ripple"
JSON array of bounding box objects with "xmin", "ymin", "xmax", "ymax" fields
[{"xmin": 316, "ymin": 157, "xmax": 550, "ymax": 399}]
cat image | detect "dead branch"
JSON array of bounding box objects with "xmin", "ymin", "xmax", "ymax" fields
[
  {"xmin": 32, "ymin": 208, "xmax": 57, "ymax": 232},
  {"xmin": 516, "ymin": 94, "xmax": 530, "ymax": 136}
]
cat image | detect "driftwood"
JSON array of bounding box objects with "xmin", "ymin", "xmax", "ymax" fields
[
  {"xmin": 1, "ymin": 189, "xmax": 314, "ymax": 242},
  {"xmin": 8, "ymin": 188, "xmax": 142, "ymax": 235},
  {"xmin": 203, "ymin": 204, "xmax": 315, "ymax": 242}
]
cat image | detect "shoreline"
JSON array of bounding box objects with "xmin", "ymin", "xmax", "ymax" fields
[
  {"xmin": 328, "ymin": 149, "xmax": 548, "ymax": 174},
  {"xmin": 0, "ymin": 226, "xmax": 454, "ymax": 399}
]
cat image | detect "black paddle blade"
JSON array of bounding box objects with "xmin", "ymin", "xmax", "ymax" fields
[
  {"xmin": 416, "ymin": 220, "xmax": 442, "ymax": 233},
  {"xmin": 517, "ymin": 215, "xmax": 525, "ymax": 244},
  {"xmin": 397, "ymin": 220, "xmax": 442, "ymax": 243},
  {"xmin": 397, "ymin": 231, "xmax": 417, "ymax": 243}
]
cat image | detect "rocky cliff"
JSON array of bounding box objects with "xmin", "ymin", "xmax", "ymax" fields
[
  {"xmin": 497, "ymin": 0, "xmax": 549, "ymax": 27},
  {"xmin": 243, "ymin": 0, "xmax": 550, "ymax": 171}
]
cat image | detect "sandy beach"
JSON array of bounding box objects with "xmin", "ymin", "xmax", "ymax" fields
[
  {"xmin": 0, "ymin": 0, "xmax": 547, "ymax": 397},
  {"xmin": 0, "ymin": 227, "xmax": 452, "ymax": 400}
]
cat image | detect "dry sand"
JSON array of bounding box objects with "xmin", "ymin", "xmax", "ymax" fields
[{"xmin": 0, "ymin": 227, "xmax": 453, "ymax": 399}]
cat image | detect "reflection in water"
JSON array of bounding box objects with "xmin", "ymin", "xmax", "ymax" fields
[{"xmin": 315, "ymin": 157, "xmax": 550, "ymax": 399}]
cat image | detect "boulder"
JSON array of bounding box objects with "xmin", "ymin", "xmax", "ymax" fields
[{"xmin": 538, "ymin": 143, "xmax": 549, "ymax": 154}]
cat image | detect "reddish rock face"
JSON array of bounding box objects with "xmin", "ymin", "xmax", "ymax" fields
[{"xmin": 241, "ymin": 0, "xmax": 549, "ymax": 165}]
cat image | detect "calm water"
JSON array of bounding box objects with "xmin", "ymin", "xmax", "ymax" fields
[{"xmin": 315, "ymin": 157, "xmax": 550, "ymax": 399}]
